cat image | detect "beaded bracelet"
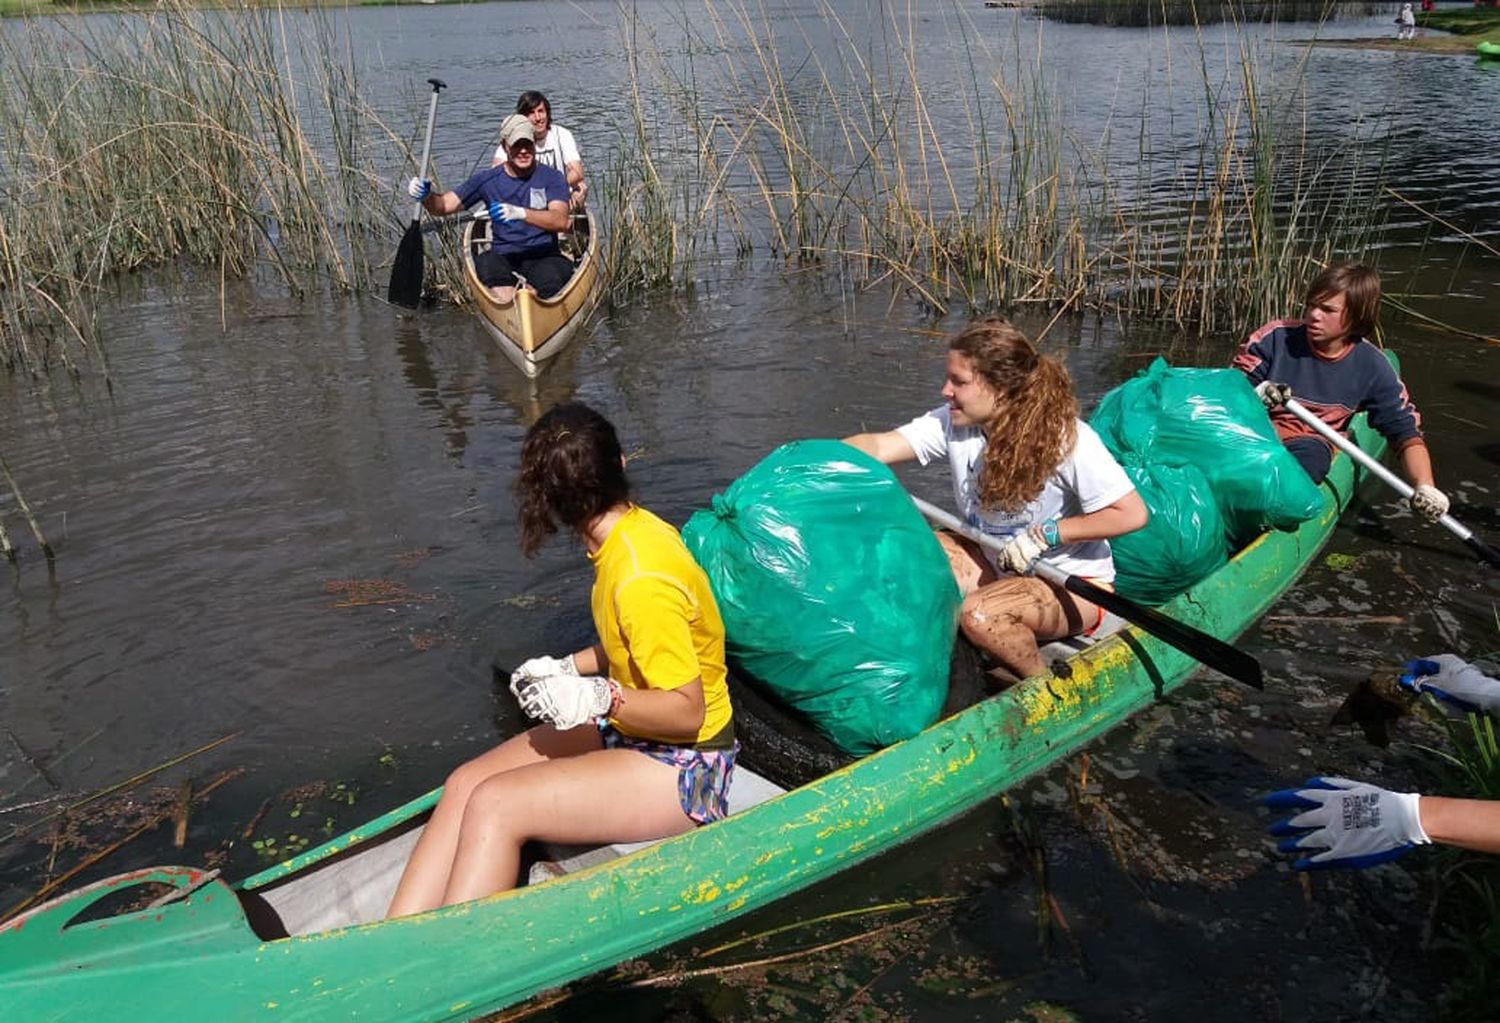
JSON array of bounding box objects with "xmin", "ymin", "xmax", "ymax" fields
[{"xmin": 607, "ymin": 679, "xmax": 624, "ymax": 717}]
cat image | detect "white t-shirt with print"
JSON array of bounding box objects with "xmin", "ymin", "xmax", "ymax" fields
[
  {"xmin": 895, "ymin": 409, "xmax": 1135, "ymax": 581},
  {"xmin": 495, "ymin": 124, "xmax": 583, "ymax": 178}
]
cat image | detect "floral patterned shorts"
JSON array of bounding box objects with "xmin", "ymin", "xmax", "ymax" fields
[{"xmin": 599, "ymin": 723, "xmax": 739, "ymax": 824}]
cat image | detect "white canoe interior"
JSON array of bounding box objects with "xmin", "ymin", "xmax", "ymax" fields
[{"xmin": 254, "ymin": 766, "xmax": 785, "ymax": 937}]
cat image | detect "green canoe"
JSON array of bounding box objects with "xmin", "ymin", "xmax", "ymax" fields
[
  {"xmin": 0, "ymin": 417, "xmax": 1385, "ymax": 1022},
  {"xmin": 1478, "ymin": 40, "xmax": 1500, "ymax": 60}
]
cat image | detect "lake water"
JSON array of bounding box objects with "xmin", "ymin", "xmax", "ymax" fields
[{"xmin": 1, "ymin": 2, "xmax": 1497, "ymax": 1018}]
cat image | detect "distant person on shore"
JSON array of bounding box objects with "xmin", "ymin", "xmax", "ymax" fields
[
  {"xmin": 408, "ymin": 113, "xmax": 573, "ymax": 304},
  {"xmin": 493, "ymin": 91, "xmax": 587, "ymax": 210},
  {"xmin": 1397, "ymin": 2, "xmax": 1416, "ymax": 39},
  {"xmin": 1231, "ymin": 261, "xmax": 1448, "ymax": 522},
  {"xmin": 1267, "ymin": 654, "xmax": 1500, "ymax": 870}
]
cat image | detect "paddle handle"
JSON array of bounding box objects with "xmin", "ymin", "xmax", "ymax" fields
[
  {"xmin": 409, "ymin": 78, "xmax": 447, "ymax": 221},
  {"xmin": 1282, "ymin": 399, "xmax": 1498, "ymax": 565}
]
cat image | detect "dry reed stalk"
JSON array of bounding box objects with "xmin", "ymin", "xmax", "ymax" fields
[
  {"xmin": 0, "ymin": 731, "xmax": 242, "ymax": 847},
  {"xmin": 1, "ymin": 767, "xmax": 243, "ymax": 923},
  {"xmin": 0, "ymin": 452, "xmax": 51, "ymax": 560}
]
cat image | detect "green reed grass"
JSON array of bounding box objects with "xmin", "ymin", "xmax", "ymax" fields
[
  {"xmin": 0, "ymin": 1, "xmax": 396, "ymax": 374},
  {"xmin": 597, "ymin": 0, "xmax": 1390, "ymax": 334}
]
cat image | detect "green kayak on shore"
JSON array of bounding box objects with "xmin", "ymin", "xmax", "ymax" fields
[
  {"xmin": 0, "ymin": 410, "xmax": 1387, "ymax": 1021},
  {"xmin": 1478, "ymin": 40, "xmax": 1500, "ymax": 59}
]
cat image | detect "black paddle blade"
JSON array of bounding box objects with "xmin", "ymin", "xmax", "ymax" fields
[
  {"xmin": 1466, "ymin": 535, "xmax": 1500, "ymax": 570},
  {"xmin": 387, "ymin": 219, "xmax": 425, "ymax": 308},
  {"xmin": 1063, "ymin": 575, "xmax": 1265, "ymax": 689}
]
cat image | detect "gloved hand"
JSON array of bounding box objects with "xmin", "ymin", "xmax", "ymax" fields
[
  {"xmin": 1265, "ymin": 777, "xmax": 1429, "ymax": 870},
  {"xmin": 1408, "ymin": 484, "xmax": 1449, "ymax": 522},
  {"xmin": 1254, "ymin": 380, "xmax": 1292, "ymax": 410},
  {"xmin": 488, "ymin": 200, "xmax": 526, "ymax": 223},
  {"xmin": 509, "ymin": 654, "xmax": 578, "ymax": 698},
  {"xmin": 1399, "ymin": 654, "xmax": 1500, "ymax": 716},
  {"xmin": 514, "ymin": 674, "xmax": 613, "ymax": 730},
  {"xmin": 996, "ymin": 530, "xmax": 1046, "ymax": 575},
  {"xmin": 407, "ymin": 177, "xmax": 431, "ymax": 201}
]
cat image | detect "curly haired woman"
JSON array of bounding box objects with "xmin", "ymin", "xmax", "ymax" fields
[
  {"xmin": 844, "ymin": 319, "xmax": 1147, "ymax": 680},
  {"xmin": 386, "ymin": 403, "xmax": 736, "ymax": 917}
]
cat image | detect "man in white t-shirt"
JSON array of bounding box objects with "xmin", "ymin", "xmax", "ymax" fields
[{"xmin": 493, "ymin": 91, "xmax": 587, "ymax": 210}]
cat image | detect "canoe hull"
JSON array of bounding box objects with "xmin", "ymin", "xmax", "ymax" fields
[
  {"xmin": 462, "ymin": 210, "xmax": 603, "ymax": 377},
  {"xmin": 0, "ymin": 418, "xmax": 1384, "ymax": 1021}
]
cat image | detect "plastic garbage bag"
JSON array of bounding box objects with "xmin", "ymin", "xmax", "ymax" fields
[
  {"xmin": 1091, "ymin": 357, "xmax": 1323, "ymax": 543},
  {"xmin": 1108, "ymin": 461, "xmax": 1228, "ymax": 604},
  {"xmin": 682, "ymin": 440, "xmax": 960, "ymax": 755}
]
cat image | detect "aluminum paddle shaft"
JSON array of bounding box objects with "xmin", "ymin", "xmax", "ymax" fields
[{"xmin": 1283, "ymin": 398, "xmax": 1500, "ymax": 569}]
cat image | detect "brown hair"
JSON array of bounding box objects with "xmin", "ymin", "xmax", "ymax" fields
[
  {"xmin": 515, "ymin": 403, "xmax": 630, "ymax": 557},
  {"xmin": 950, "ymin": 319, "xmax": 1078, "ymax": 513},
  {"xmin": 1305, "ymin": 262, "xmax": 1381, "ymax": 340}
]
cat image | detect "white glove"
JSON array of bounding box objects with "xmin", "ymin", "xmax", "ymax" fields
[
  {"xmin": 1254, "ymin": 380, "xmax": 1292, "ymax": 410},
  {"xmin": 1265, "ymin": 777, "xmax": 1429, "ymax": 870},
  {"xmin": 407, "ymin": 177, "xmax": 431, "ymax": 201},
  {"xmin": 1408, "ymin": 484, "xmax": 1449, "ymax": 522},
  {"xmin": 1400, "ymin": 654, "xmax": 1500, "ymax": 716},
  {"xmin": 487, "ymin": 200, "xmax": 526, "ymax": 223},
  {"xmin": 509, "ymin": 654, "xmax": 577, "ymax": 698},
  {"xmin": 996, "ymin": 530, "xmax": 1046, "ymax": 575},
  {"xmin": 514, "ymin": 674, "xmax": 613, "ymax": 730}
]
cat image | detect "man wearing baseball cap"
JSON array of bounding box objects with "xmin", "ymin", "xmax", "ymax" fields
[{"xmin": 406, "ymin": 113, "xmax": 573, "ymax": 303}]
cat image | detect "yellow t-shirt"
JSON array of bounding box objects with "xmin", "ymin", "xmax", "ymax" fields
[{"xmin": 589, "ymin": 506, "xmax": 733, "ymax": 746}]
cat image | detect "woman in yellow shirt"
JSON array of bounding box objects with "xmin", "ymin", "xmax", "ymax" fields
[{"xmin": 387, "ymin": 403, "xmax": 736, "ymax": 917}]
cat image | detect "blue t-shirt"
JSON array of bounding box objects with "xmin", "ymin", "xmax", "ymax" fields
[{"xmin": 454, "ymin": 163, "xmax": 570, "ymax": 256}]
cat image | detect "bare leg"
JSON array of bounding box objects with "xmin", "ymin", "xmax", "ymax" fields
[
  {"xmin": 488, "ymin": 285, "xmax": 517, "ymax": 304},
  {"xmin": 441, "ymin": 748, "xmax": 690, "ymax": 906},
  {"xmin": 957, "ymin": 576, "xmax": 1100, "ymax": 679},
  {"xmin": 386, "ymin": 724, "xmax": 601, "ymax": 919},
  {"xmin": 934, "ymin": 531, "xmax": 998, "ymax": 596}
]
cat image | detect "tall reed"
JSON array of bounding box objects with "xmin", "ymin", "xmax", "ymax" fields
[
  {"xmin": 597, "ymin": 0, "xmax": 1391, "ymax": 335},
  {"xmin": 0, "ymin": 2, "xmax": 395, "ymax": 374}
]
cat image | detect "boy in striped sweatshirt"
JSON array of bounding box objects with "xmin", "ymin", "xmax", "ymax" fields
[{"xmin": 1231, "ymin": 262, "xmax": 1448, "ymax": 521}]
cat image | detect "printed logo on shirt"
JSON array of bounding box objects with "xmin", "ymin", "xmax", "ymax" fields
[{"xmin": 529, "ymin": 187, "xmax": 547, "ymax": 209}]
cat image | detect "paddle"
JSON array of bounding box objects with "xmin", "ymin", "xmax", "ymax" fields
[
  {"xmin": 909, "ymin": 494, "xmax": 1265, "ymax": 688},
  {"xmin": 387, "ymin": 77, "xmax": 447, "ymax": 309},
  {"xmin": 1283, "ymin": 397, "xmax": 1500, "ymax": 569}
]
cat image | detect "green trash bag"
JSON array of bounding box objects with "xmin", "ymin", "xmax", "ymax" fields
[
  {"xmin": 1108, "ymin": 460, "xmax": 1228, "ymax": 605},
  {"xmin": 682, "ymin": 440, "xmax": 960, "ymax": 755},
  {"xmin": 1091, "ymin": 357, "xmax": 1323, "ymax": 542}
]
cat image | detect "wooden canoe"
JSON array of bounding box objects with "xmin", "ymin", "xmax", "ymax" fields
[
  {"xmin": 0, "ymin": 416, "xmax": 1385, "ymax": 1022},
  {"xmin": 462, "ymin": 209, "xmax": 603, "ymax": 378}
]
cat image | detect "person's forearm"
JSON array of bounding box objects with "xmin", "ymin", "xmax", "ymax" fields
[
  {"xmin": 1057, "ymin": 493, "xmax": 1148, "ymax": 543},
  {"xmin": 566, "ymin": 162, "xmax": 584, "ymax": 188},
  {"xmin": 571, "ymin": 644, "xmax": 607, "ymax": 676},
  {"xmin": 525, "ymin": 207, "xmax": 571, "ymax": 232},
  {"xmin": 420, "ymin": 191, "xmax": 463, "ymax": 217},
  {"xmin": 1418, "ymin": 796, "xmax": 1500, "ymax": 854},
  {"xmin": 842, "ymin": 431, "xmax": 915, "ymax": 465},
  {"xmin": 1399, "ymin": 440, "xmax": 1435, "ymax": 489},
  {"xmin": 611, "ymin": 679, "xmax": 706, "ymax": 742}
]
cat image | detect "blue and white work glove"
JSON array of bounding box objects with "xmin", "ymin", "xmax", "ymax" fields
[
  {"xmin": 406, "ymin": 177, "xmax": 431, "ymax": 201},
  {"xmin": 508, "ymin": 654, "xmax": 577, "ymax": 698},
  {"xmin": 514, "ymin": 674, "xmax": 612, "ymax": 730},
  {"xmin": 1399, "ymin": 654, "xmax": 1500, "ymax": 716},
  {"xmin": 488, "ymin": 200, "xmax": 526, "ymax": 223},
  {"xmin": 1265, "ymin": 777, "xmax": 1430, "ymax": 870}
]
